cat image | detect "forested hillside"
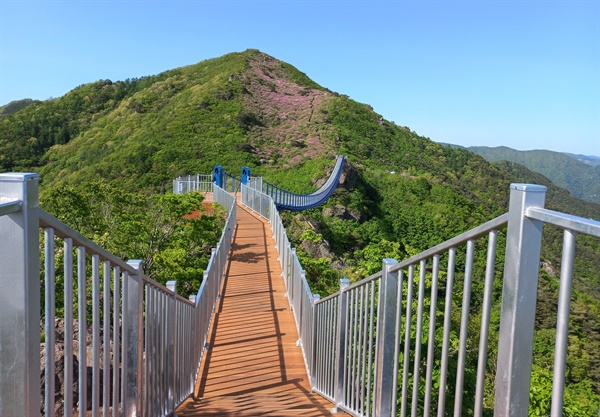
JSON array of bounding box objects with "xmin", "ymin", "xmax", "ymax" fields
[
  {"xmin": 468, "ymin": 145, "xmax": 600, "ymax": 204},
  {"xmin": 1, "ymin": 49, "xmax": 598, "ymax": 416}
]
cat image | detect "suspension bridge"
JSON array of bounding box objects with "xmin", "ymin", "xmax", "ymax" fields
[{"xmin": 0, "ymin": 154, "xmax": 599, "ymax": 417}]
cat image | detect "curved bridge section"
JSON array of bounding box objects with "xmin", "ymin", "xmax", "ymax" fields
[
  {"xmin": 250, "ymin": 155, "xmax": 346, "ymax": 211},
  {"xmin": 173, "ymin": 155, "xmax": 346, "ymax": 211}
]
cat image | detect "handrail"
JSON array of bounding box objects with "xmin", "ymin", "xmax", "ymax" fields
[
  {"xmin": 2, "ymin": 171, "xmax": 599, "ymax": 417},
  {"xmin": 39, "ymin": 209, "xmax": 139, "ymax": 275},
  {"xmin": 252, "ymin": 155, "xmax": 346, "ymax": 211},
  {"xmin": 173, "ymin": 174, "xmax": 213, "ymax": 194},
  {"xmin": 242, "ymin": 179, "xmax": 600, "ymax": 417},
  {"xmin": 0, "ymin": 174, "xmax": 235, "ymax": 417},
  {"xmin": 0, "ymin": 198, "xmax": 22, "ymax": 215}
]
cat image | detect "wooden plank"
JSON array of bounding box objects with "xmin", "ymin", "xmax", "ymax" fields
[{"xmin": 176, "ymin": 203, "xmax": 337, "ymax": 416}]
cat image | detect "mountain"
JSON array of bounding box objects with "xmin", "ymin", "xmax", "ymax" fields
[
  {"xmin": 0, "ymin": 98, "xmax": 40, "ymax": 119},
  {"xmin": 1, "ymin": 49, "xmax": 599, "ymax": 414},
  {"xmin": 467, "ymin": 145, "xmax": 600, "ymax": 204},
  {"xmin": 564, "ymin": 152, "xmax": 600, "ymax": 167}
]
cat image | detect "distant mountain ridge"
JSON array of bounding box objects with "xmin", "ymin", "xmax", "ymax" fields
[
  {"xmin": 563, "ymin": 152, "xmax": 600, "ymax": 167},
  {"xmin": 463, "ymin": 145, "xmax": 600, "ymax": 204}
]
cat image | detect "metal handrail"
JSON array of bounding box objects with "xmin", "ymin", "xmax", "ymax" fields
[
  {"xmin": 242, "ymin": 180, "xmax": 600, "ymax": 417},
  {"xmin": 3, "ymin": 172, "xmax": 599, "ymax": 417},
  {"xmin": 0, "ymin": 174, "xmax": 235, "ymax": 417},
  {"xmin": 173, "ymin": 174, "xmax": 213, "ymax": 194},
  {"xmin": 249, "ymin": 155, "xmax": 346, "ymax": 211}
]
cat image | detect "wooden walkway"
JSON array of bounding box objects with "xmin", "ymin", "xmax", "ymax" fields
[{"xmin": 176, "ymin": 203, "xmax": 335, "ymax": 416}]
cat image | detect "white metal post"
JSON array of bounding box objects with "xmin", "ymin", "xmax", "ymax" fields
[
  {"xmin": 166, "ymin": 280, "xmax": 177, "ymax": 414},
  {"xmin": 374, "ymin": 259, "xmax": 398, "ymax": 417},
  {"xmin": 123, "ymin": 260, "xmax": 143, "ymax": 417},
  {"xmin": 310, "ymin": 293, "xmax": 321, "ymax": 390},
  {"xmin": 494, "ymin": 184, "xmax": 546, "ymax": 416},
  {"xmin": 0, "ymin": 173, "xmax": 41, "ymax": 417},
  {"xmin": 333, "ymin": 278, "xmax": 350, "ymax": 413}
]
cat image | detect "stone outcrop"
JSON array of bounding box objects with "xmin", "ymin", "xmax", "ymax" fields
[
  {"xmin": 322, "ymin": 204, "xmax": 367, "ymax": 223},
  {"xmin": 40, "ymin": 318, "xmax": 114, "ymax": 415}
]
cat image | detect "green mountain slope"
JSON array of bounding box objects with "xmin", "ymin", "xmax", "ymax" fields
[
  {"xmin": 0, "ymin": 98, "xmax": 40, "ymax": 118},
  {"xmin": 468, "ymin": 145, "xmax": 600, "ymax": 204},
  {"xmin": 1, "ymin": 49, "xmax": 599, "ymax": 415}
]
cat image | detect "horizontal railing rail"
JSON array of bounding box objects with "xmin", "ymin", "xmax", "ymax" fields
[
  {"xmin": 243, "ymin": 179, "xmax": 600, "ymax": 417},
  {"xmin": 0, "ymin": 173, "xmax": 235, "ymax": 417}
]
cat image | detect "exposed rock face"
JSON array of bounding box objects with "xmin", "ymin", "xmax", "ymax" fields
[
  {"xmin": 40, "ymin": 318, "xmax": 113, "ymax": 415},
  {"xmin": 314, "ymin": 160, "xmax": 358, "ymax": 191},
  {"xmin": 40, "ymin": 347, "xmax": 80, "ymax": 416},
  {"xmin": 300, "ymin": 238, "xmax": 344, "ymax": 270},
  {"xmin": 322, "ymin": 204, "xmax": 367, "ymax": 223}
]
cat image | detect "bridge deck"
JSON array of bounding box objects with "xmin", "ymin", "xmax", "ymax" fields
[{"xmin": 176, "ymin": 203, "xmax": 335, "ymax": 416}]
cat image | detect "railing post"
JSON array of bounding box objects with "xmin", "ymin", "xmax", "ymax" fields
[
  {"xmin": 166, "ymin": 280, "xmax": 178, "ymax": 414},
  {"xmin": 333, "ymin": 278, "xmax": 350, "ymax": 413},
  {"xmin": 374, "ymin": 259, "xmax": 398, "ymax": 417},
  {"xmin": 310, "ymin": 293, "xmax": 321, "ymax": 390},
  {"xmin": 0, "ymin": 173, "xmax": 41, "ymax": 417},
  {"xmin": 494, "ymin": 184, "xmax": 546, "ymax": 416},
  {"xmin": 298, "ymin": 271, "xmax": 307, "ymax": 332},
  {"xmin": 123, "ymin": 260, "xmax": 144, "ymax": 417}
]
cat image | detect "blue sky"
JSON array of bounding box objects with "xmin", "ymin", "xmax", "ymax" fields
[{"xmin": 1, "ymin": 1, "xmax": 598, "ymax": 156}]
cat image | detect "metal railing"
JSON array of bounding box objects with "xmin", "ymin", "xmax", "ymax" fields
[
  {"xmin": 258, "ymin": 155, "xmax": 346, "ymax": 211},
  {"xmin": 243, "ymin": 181, "xmax": 600, "ymax": 416},
  {"xmin": 177, "ymin": 155, "xmax": 345, "ymax": 211},
  {"xmin": 0, "ymin": 174, "xmax": 236, "ymax": 417},
  {"xmin": 3, "ymin": 170, "xmax": 599, "ymax": 416},
  {"xmin": 173, "ymin": 174, "xmax": 213, "ymax": 194}
]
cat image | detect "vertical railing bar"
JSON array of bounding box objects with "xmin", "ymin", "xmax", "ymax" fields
[
  {"xmin": 78, "ymin": 246, "xmax": 87, "ymax": 417},
  {"xmin": 454, "ymin": 239, "xmax": 475, "ymax": 417},
  {"xmin": 315, "ymin": 303, "xmax": 322, "ymax": 392},
  {"xmin": 374, "ymin": 259, "xmax": 398, "ymax": 417},
  {"xmin": 123, "ymin": 260, "xmax": 143, "ymax": 417},
  {"xmin": 316, "ymin": 303, "xmax": 322, "ymax": 391},
  {"xmin": 550, "ymin": 229, "xmax": 577, "ymax": 417},
  {"xmin": 326, "ymin": 300, "xmax": 334, "ymax": 394},
  {"xmin": 437, "ymin": 248, "xmax": 456, "ymax": 417},
  {"xmin": 400, "ymin": 264, "xmax": 415, "ymax": 417},
  {"xmin": 102, "ymin": 262, "xmax": 110, "ymax": 417},
  {"xmin": 0, "ymin": 173, "xmax": 41, "ymax": 417},
  {"xmin": 424, "ymin": 254, "xmax": 440, "ymax": 416},
  {"xmin": 112, "ymin": 267, "xmax": 121, "ymax": 417},
  {"xmin": 353, "ymin": 288, "xmax": 359, "ymax": 413},
  {"xmin": 411, "ymin": 260, "xmax": 427, "ymax": 417},
  {"xmin": 146, "ymin": 286, "xmax": 153, "ymax": 417},
  {"xmin": 360, "ymin": 285, "xmax": 369, "ymax": 415},
  {"xmin": 474, "ymin": 231, "xmax": 499, "ymax": 417},
  {"xmin": 44, "ymin": 228, "xmax": 56, "ymax": 417},
  {"xmin": 356, "ymin": 285, "xmax": 367, "ymax": 414},
  {"xmin": 161, "ymin": 290, "xmax": 167, "ymax": 415},
  {"xmin": 494, "ymin": 184, "xmax": 546, "ymax": 416},
  {"xmin": 92, "ymin": 254, "xmax": 101, "ymax": 417},
  {"xmin": 144, "ymin": 287, "xmax": 150, "ymax": 417},
  {"xmin": 366, "ymin": 280, "xmax": 376, "ymax": 417},
  {"xmin": 64, "ymin": 238, "xmax": 74, "ymax": 417},
  {"xmin": 348, "ymin": 289, "xmax": 356, "ymax": 410},
  {"xmin": 392, "ymin": 269, "xmax": 405, "ymax": 417}
]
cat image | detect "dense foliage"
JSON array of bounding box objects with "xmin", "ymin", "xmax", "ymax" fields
[{"xmin": 1, "ymin": 49, "xmax": 598, "ymax": 415}]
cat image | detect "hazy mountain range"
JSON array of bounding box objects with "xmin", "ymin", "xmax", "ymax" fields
[{"xmin": 440, "ymin": 144, "xmax": 600, "ymax": 204}]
